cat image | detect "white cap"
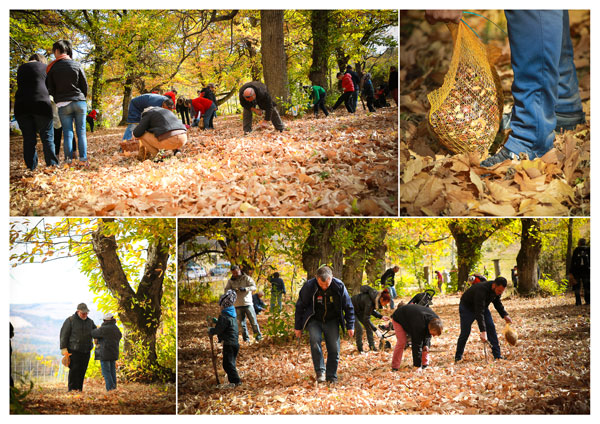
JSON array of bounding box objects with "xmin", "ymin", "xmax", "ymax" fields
[{"xmin": 103, "ymin": 313, "xmax": 114, "ymax": 320}]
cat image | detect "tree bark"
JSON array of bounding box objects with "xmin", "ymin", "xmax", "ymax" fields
[
  {"xmin": 302, "ymin": 219, "xmax": 344, "ymax": 281},
  {"xmin": 260, "ymin": 10, "xmax": 289, "ymax": 108},
  {"xmin": 516, "ymin": 219, "xmax": 542, "ymax": 296},
  {"xmin": 91, "ymin": 219, "xmax": 169, "ymax": 373},
  {"xmin": 309, "ymin": 10, "xmax": 330, "ymax": 88},
  {"xmin": 364, "ymin": 226, "xmax": 388, "ymax": 287}
]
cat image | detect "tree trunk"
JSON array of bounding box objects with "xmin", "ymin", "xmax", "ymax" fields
[
  {"xmin": 364, "ymin": 226, "xmax": 388, "ymax": 287},
  {"xmin": 566, "ymin": 218, "xmax": 574, "ymax": 279},
  {"xmin": 302, "ymin": 219, "xmax": 344, "ymax": 281},
  {"xmin": 91, "ymin": 219, "xmax": 169, "ymax": 376},
  {"xmin": 260, "ymin": 10, "xmax": 289, "ymax": 108},
  {"xmin": 90, "ymin": 56, "xmax": 106, "ymax": 125},
  {"xmin": 309, "ymin": 10, "xmax": 329, "ymax": 88},
  {"xmin": 516, "ymin": 219, "xmax": 542, "ymax": 296},
  {"xmin": 119, "ymin": 79, "xmax": 133, "ymax": 126},
  {"xmin": 342, "ymin": 248, "xmax": 365, "ymax": 296}
]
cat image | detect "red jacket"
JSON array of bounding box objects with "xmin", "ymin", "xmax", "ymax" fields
[
  {"xmin": 87, "ymin": 109, "xmax": 97, "ymax": 120},
  {"xmin": 341, "ymin": 73, "xmax": 355, "ymax": 93},
  {"xmin": 164, "ymin": 91, "xmax": 177, "ymax": 104},
  {"xmin": 191, "ymin": 96, "xmax": 213, "ymax": 116}
]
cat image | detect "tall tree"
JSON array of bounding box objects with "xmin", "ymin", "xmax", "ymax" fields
[
  {"xmin": 302, "ymin": 219, "xmax": 344, "ymax": 280},
  {"xmin": 309, "ymin": 10, "xmax": 330, "ymax": 88},
  {"xmin": 260, "ymin": 10, "xmax": 289, "ymax": 107},
  {"xmin": 516, "ymin": 219, "xmax": 542, "ymax": 295}
]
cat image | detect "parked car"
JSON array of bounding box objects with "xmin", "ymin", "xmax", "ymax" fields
[{"xmin": 186, "ymin": 262, "xmax": 207, "ymax": 280}]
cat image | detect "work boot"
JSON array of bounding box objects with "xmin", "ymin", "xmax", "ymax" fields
[
  {"xmin": 316, "ymin": 373, "xmax": 326, "ymax": 383},
  {"xmin": 500, "ymin": 109, "xmax": 586, "ymax": 133},
  {"xmin": 480, "ymin": 147, "xmax": 518, "ymax": 168}
]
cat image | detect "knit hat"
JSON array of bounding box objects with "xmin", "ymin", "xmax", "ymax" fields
[{"xmin": 219, "ymin": 290, "xmax": 237, "ymax": 308}]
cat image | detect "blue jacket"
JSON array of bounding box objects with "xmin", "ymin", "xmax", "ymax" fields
[
  {"xmin": 127, "ymin": 93, "xmax": 170, "ymax": 123},
  {"xmin": 294, "ymin": 277, "xmax": 355, "ymax": 332}
]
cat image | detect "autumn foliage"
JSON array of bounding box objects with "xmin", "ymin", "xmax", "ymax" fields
[{"xmin": 178, "ymin": 294, "xmax": 589, "ymax": 414}]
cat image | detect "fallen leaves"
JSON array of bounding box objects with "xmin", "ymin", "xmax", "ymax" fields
[
  {"xmin": 178, "ymin": 294, "xmax": 589, "ymax": 415},
  {"xmin": 10, "ymin": 108, "xmax": 398, "ymax": 216}
]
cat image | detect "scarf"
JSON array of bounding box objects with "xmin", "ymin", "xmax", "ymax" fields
[
  {"xmin": 222, "ymin": 306, "xmax": 237, "ymax": 318},
  {"xmin": 46, "ymin": 54, "xmax": 70, "ymax": 73}
]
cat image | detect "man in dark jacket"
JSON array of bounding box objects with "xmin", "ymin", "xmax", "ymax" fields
[
  {"xmin": 133, "ymin": 106, "xmax": 187, "ymax": 161},
  {"xmin": 345, "ymin": 65, "xmax": 361, "ymax": 112},
  {"xmin": 270, "ymin": 272, "xmax": 286, "ymax": 312},
  {"xmin": 90, "ymin": 312, "xmax": 122, "ymax": 391},
  {"xmin": 294, "ymin": 266, "xmax": 355, "ymax": 383},
  {"xmin": 455, "ymin": 277, "xmax": 513, "ymax": 362},
  {"xmin": 380, "ymin": 266, "xmax": 399, "ymax": 308},
  {"xmin": 569, "ymin": 238, "xmax": 590, "ymax": 306},
  {"xmin": 209, "ymin": 290, "xmax": 241, "ymax": 386},
  {"xmin": 391, "ymin": 304, "xmax": 443, "ymax": 370},
  {"xmin": 60, "ymin": 303, "xmax": 97, "ymax": 391},
  {"xmin": 122, "ymin": 93, "xmax": 174, "ymax": 141},
  {"xmin": 200, "ymin": 83, "xmax": 218, "ymax": 128},
  {"xmin": 239, "ymin": 81, "xmax": 286, "ymax": 134},
  {"xmin": 388, "ymin": 65, "xmax": 398, "ymax": 105},
  {"xmin": 351, "ymin": 286, "xmax": 391, "ymax": 353}
]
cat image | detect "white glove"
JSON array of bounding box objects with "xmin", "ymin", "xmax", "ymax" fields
[{"xmin": 375, "ymin": 330, "xmax": 383, "ymax": 339}]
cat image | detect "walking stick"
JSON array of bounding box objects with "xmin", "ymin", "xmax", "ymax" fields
[{"xmin": 207, "ymin": 316, "xmax": 220, "ymax": 385}]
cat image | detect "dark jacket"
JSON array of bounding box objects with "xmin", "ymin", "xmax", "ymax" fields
[
  {"xmin": 46, "ymin": 59, "xmax": 88, "ymax": 103},
  {"xmin": 460, "ymin": 281, "xmax": 508, "ymax": 333},
  {"xmin": 133, "ymin": 107, "xmax": 186, "ymax": 138},
  {"xmin": 14, "ymin": 61, "xmax": 53, "ymax": 117},
  {"xmin": 239, "ymin": 81, "xmax": 277, "ymax": 121},
  {"xmin": 200, "ymin": 87, "xmax": 218, "ymax": 108},
  {"xmin": 252, "ymin": 294, "xmax": 266, "ymax": 314},
  {"xmin": 389, "ymin": 69, "xmax": 398, "ymax": 91},
  {"xmin": 295, "ymin": 277, "xmax": 355, "ymax": 332},
  {"xmin": 209, "ymin": 307, "xmax": 239, "ymax": 346},
  {"xmin": 270, "ymin": 277, "xmax": 286, "ymax": 294},
  {"xmin": 570, "ymin": 246, "xmax": 590, "ymax": 279},
  {"xmin": 60, "ymin": 313, "xmax": 96, "ymax": 353},
  {"xmin": 91, "ymin": 320, "xmax": 122, "ymax": 361},
  {"xmin": 362, "ymin": 79, "xmax": 374, "ymax": 97},
  {"xmin": 346, "ymin": 70, "xmax": 360, "ymax": 89},
  {"xmin": 380, "ymin": 268, "xmax": 395, "ymax": 288},
  {"xmin": 127, "ymin": 93, "xmax": 170, "ymax": 123},
  {"xmin": 392, "ymin": 304, "xmax": 439, "ymax": 367},
  {"xmin": 351, "ymin": 285, "xmax": 383, "ymax": 326}
]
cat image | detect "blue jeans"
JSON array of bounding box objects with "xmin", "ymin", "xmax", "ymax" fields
[
  {"xmin": 236, "ymin": 306, "xmax": 262, "ymax": 341},
  {"xmin": 58, "ymin": 101, "xmax": 87, "ymax": 161},
  {"xmin": 100, "ymin": 360, "xmax": 117, "ymax": 391},
  {"xmin": 123, "ymin": 123, "xmax": 137, "ymax": 141},
  {"xmin": 455, "ymin": 303, "xmax": 501, "ymax": 360},
  {"xmin": 504, "ymin": 10, "xmax": 583, "ymax": 158},
  {"xmin": 388, "ymin": 286, "xmax": 397, "ymax": 309},
  {"xmin": 271, "ymin": 291, "xmax": 283, "ymax": 312},
  {"xmin": 306, "ymin": 318, "xmax": 340, "ymax": 381},
  {"xmin": 16, "ymin": 113, "xmax": 58, "ymax": 170},
  {"xmin": 203, "ymin": 103, "xmax": 217, "ymax": 129}
]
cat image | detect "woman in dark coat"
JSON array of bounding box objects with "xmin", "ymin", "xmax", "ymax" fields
[
  {"xmin": 91, "ymin": 313, "xmax": 122, "ymax": 391},
  {"xmin": 14, "ymin": 53, "xmax": 59, "ymax": 170},
  {"xmin": 46, "ymin": 39, "xmax": 89, "ymax": 165}
]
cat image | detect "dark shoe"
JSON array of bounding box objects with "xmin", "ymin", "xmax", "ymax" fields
[
  {"xmin": 556, "ymin": 111, "xmax": 586, "ymax": 132},
  {"xmin": 316, "ymin": 373, "xmax": 326, "ymax": 383},
  {"xmin": 326, "ymin": 378, "xmax": 337, "ymax": 385},
  {"xmin": 480, "ymin": 147, "xmax": 518, "ymax": 168},
  {"xmin": 369, "ymin": 345, "xmax": 378, "ymax": 352},
  {"xmin": 391, "ymin": 368, "xmax": 399, "ymax": 372},
  {"xmin": 454, "ymin": 357, "xmax": 463, "ymax": 363},
  {"xmin": 494, "ymin": 356, "xmax": 505, "ymax": 361},
  {"xmin": 255, "ymin": 335, "xmax": 263, "ymax": 342}
]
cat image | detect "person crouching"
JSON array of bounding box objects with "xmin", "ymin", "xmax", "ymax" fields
[{"xmin": 133, "ymin": 106, "xmax": 187, "ymax": 161}]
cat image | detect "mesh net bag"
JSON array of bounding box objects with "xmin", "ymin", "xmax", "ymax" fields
[{"xmin": 428, "ymin": 21, "xmax": 504, "ymax": 155}]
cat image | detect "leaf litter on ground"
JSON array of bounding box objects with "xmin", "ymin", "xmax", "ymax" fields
[
  {"xmin": 10, "ymin": 108, "xmax": 398, "ymax": 217},
  {"xmin": 178, "ymin": 294, "xmax": 589, "ymax": 414}
]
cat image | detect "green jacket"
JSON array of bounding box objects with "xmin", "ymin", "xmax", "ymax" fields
[{"xmin": 311, "ymin": 85, "xmax": 326, "ymax": 105}]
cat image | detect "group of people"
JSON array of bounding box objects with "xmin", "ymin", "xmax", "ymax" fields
[
  {"xmin": 208, "ymin": 264, "xmax": 515, "ymax": 387},
  {"xmin": 14, "ymin": 40, "xmax": 91, "ymax": 170},
  {"xmin": 59, "ymin": 303, "xmax": 122, "ymax": 392}
]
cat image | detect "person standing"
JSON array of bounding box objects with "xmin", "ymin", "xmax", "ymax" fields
[
  {"xmin": 454, "ymin": 277, "xmax": 512, "ymax": 362},
  {"xmin": 122, "ymin": 93, "xmax": 174, "ymax": 141},
  {"xmin": 200, "ymin": 83, "xmax": 218, "ymax": 128},
  {"xmin": 46, "ymin": 40, "xmax": 89, "ymax": 165},
  {"xmin": 351, "ymin": 286, "xmax": 391, "ymax": 353},
  {"xmin": 269, "ymin": 272, "xmax": 286, "ymax": 312},
  {"xmin": 86, "ymin": 109, "xmax": 97, "ymax": 132},
  {"xmin": 224, "ymin": 265, "xmax": 263, "ymax": 342},
  {"xmin": 208, "ymin": 290, "xmax": 241, "ymax": 387},
  {"xmin": 239, "ymin": 81, "xmax": 286, "ymax": 134},
  {"xmin": 176, "ymin": 97, "xmax": 191, "ymax": 126},
  {"xmin": 388, "ymin": 65, "xmax": 398, "ymax": 105},
  {"xmin": 380, "ymin": 265, "xmax": 399, "ymax": 308},
  {"xmin": 345, "ymin": 65, "xmax": 361, "ymax": 112},
  {"xmin": 14, "ymin": 53, "xmax": 59, "ymax": 170},
  {"xmin": 59, "ymin": 303, "xmax": 96, "ymax": 392},
  {"xmin": 332, "ymin": 72, "xmax": 355, "ymax": 113},
  {"xmin": 294, "ymin": 266, "xmax": 355, "ymax": 383},
  {"xmin": 391, "ymin": 304, "xmax": 443, "ymax": 371},
  {"xmin": 511, "ymin": 266, "xmax": 519, "ymax": 289},
  {"xmin": 569, "ymin": 238, "xmax": 590, "ymax": 306},
  {"xmin": 362, "ymin": 73, "xmax": 376, "ymax": 112},
  {"xmin": 435, "ymin": 270, "xmax": 443, "ymax": 293},
  {"xmin": 90, "ymin": 313, "xmax": 122, "ymax": 391}
]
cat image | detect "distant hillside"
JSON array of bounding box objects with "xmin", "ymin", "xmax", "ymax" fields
[{"xmin": 10, "ymin": 303, "xmax": 103, "ymax": 357}]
